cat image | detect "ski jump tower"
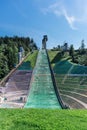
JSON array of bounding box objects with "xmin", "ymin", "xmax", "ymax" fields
[{"xmin": 42, "ymin": 35, "xmax": 48, "ymax": 49}]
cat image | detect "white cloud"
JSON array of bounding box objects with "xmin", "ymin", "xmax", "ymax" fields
[
  {"xmin": 42, "ymin": 2, "xmax": 61, "ymax": 15},
  {"xmin": 41, "ymin": 0, "xmax": 87, "ymax": 30},
  {"xmin": 42, "ymin": 2, "xmax": 77, "ymax": 30},
  {"xmin": 62, "ymin": 9, "xmax": 77, "ymax": 30}
]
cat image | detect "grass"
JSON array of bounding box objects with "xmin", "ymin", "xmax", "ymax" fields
[
  {"xmin": 47, "ymin": 50, "xmax": 59, "ymax": 62},
  {"xmin": 25, "ymin": 50, "xmax": 38, "ymax": 68},
  {"xmin": 0, "ymin": 109, "xmax": 87, "ymax": 130}
]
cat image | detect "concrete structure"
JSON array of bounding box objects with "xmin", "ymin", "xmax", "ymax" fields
[
  {"xmin": 42, "ymin": 35, "xmax": 48, "ymax": 49},
  {"xmin": 18, "ymin": 47, "xmax": 25, "ymax": 63}
]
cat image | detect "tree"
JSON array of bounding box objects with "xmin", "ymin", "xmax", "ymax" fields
[
  {"xmin": 57, "ymin": 45, "xmax": 61, "ymax": 51},
  {"xmin": 58, "ymin": 45, "xmax": 60, "ymax": 49},
  {"xmin": 0, "ymin": 47, "xmax": 9, "ymax": 79},
  {"xmin": 63, "ymin": 42, "xmax": 68, "ymax": 51},
  {"xmin": 80, "ymin": 40, "xmax": 85, "ymax": 54},
  {"xmin": 12, "ymin": 44, "xmax": 18, "ymax": 65},
  {"xmin": 69, "ymin": 44, "xmax": 74, "ymax": 62},
  {"xmin": 0, "ymin": 36, "xmax": 38, "ymax": 79}
]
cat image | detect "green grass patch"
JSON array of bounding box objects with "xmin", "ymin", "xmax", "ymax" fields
[
  {"xmin": 25, "ymin": 50, "xmax": 38, "ymax": 68},
  {"xmin": 48, "ymin": 50, "xmax": 70, "ymax": 64},
  {"xmin": 48, "ymin": 50, "xmax": 59, "ymax": 63},
  {"xmin": 0, "ymin": 109, "xmax": 87, "ymax": 130}
]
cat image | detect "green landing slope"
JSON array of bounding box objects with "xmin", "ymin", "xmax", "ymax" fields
[{"xmin": 24, "ymin": 49, "xmax": 61, "ymax": 108}]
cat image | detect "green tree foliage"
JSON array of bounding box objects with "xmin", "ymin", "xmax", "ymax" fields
[
  {"xmin": 51, "ymin": 40, "xmax": 87, "ymax": 66},
  {"xmin": 0, "ymin": 46, "xmax": 9, "ymax": 79},
  {"xmin": 78, "ymin": 55, "xmax": 87, "ymax": 66},
  {"xmin": 0, "ymin": 36, "xmax": 37, "ymax": 80},
  {"xmin": 79, "ymin": 40, "xmax": 86, "ymax": 54},
  {"xmin": 69, "ymin": 44, "xmax": 74, "ymax": 56},
  {"xmin": 69, "ymin": 44, "xmax": 75, "ymax": 62},
  {"xmin": 63, "ymin": 42, "xmax": 68, "ymax": 51}
]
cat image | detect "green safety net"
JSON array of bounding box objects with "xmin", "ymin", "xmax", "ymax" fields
[
  {"xmin": 53, "ymin": 60, "xmax": 87, "ymax": 74},
  {"xmin": 24, "ymin": 49, "xmax": 61, "ymax": 108},
  {"xmin": 18, "ymin": 61, "xmax": 32, "ymax": 70},
  {"xmin": 71, "ymin": 65, "xmax": 87, "ymax": 74}
]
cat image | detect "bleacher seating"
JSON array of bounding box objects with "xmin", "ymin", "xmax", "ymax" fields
[
  {"xmin": 5, "ymin": 70, "xmax": 32, "ymax": 93},
  {"xmin": 4, "ymin": 60, "xmax": 32, "ymax": 93},
  {"xmin": 54, "ymin": 74, "xmax": 87, "ymax": 109}
]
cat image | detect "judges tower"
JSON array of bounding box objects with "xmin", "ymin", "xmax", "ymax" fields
[{"xmin": 42, "ymin": 35, "xmax": 48, "ymax": 49}]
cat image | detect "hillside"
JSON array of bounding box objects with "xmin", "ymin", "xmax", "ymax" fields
[
  {"xmin": 48, "ymin": 50, "xmax": 87, "ymax": 109},
  {"xmin": 0, "ymin": 49, "xmax": 87, "ymax": 130}
]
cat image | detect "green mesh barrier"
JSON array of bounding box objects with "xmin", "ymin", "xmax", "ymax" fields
[
  {"xmin": 18, "ymin": 61, "xmax": 32, "ymax": 70},
  {"xmin": 24, "ymin": 49, "xmax": 61, "ymax": 108},
  {"xmin": 71, "ymin": 65, "xmax": 87, "ymax": 74},
  {"xmin": 53, "ymin": 60, "xmax": 87, "ymax": 74},
  {"xmin": 53, "ymin": 60, "xmax": 72, "ymax": 74}
]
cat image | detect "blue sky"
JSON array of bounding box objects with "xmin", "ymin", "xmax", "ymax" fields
[{"xmin": 0, "ymin": 0, "xmax": 87, "ymax": 49}]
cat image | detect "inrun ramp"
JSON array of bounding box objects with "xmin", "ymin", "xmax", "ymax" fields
[{"xmin": 24, "ymin": 49, "xmax": 61, "ymax": 108}]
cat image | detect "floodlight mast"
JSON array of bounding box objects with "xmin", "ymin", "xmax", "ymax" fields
[{"xmin": 42, "ymin": 35, "xmax": 48, "ymax": 49}]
